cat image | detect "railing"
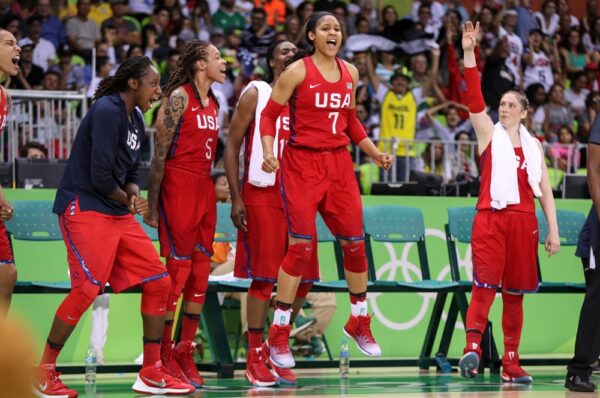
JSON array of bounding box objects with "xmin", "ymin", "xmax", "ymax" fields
[{"xmin": 6, "ymin": 89, "xmax": 88, "ymax": 161}]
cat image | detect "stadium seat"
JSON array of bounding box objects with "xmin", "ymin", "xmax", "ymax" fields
[{"xmin": 362, "ymin": 205, "xmax": 459, "ymax": 371}]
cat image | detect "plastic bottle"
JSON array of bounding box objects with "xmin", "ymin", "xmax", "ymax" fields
[
  {"xmin": 85, "ymin": 345, "xmax": 97, "ymax": 384},
  {"xmin": 339, "ymin": 339, "xmax": 350, "ymax": 378}
]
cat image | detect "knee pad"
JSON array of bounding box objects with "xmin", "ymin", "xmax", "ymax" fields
[
  {"xmin": 248, "ymin": 280, "xmax": 274, "ymax": 301},
  {"xmin": 342, "ymin": 242, "xmax": 367, "ymax": 273},
  {"xmin": 183, "ymin": 257, "xmax": 210, "ymax": 303},
  {"xmin": 56, "ymin": 280, "xmax": 100, "ymax": 325},
  {"xmin": 295, "ymin": 282, "xmax": 313, "ymax": 298},
  {"xmin": 141, "ymin": 274, "xmax": 171, "ymax": 316},
  {"xmin": 281, "ymin": 243, "xmax": 313, "ymax": 277},
  {"xmin": 166, "ymin": 257, "xmax": 192, "ymax": 298}
]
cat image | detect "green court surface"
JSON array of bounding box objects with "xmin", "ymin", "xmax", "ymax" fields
[{"xmin": 58, "ymin": 367, "xmax": 592, "ymax": 397}]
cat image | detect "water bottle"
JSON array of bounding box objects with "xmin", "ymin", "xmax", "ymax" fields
[
  {"xmin": 85, "ymin": 346, "xmax": 97, "ymax": 384},
  {"xmin": 339, "ymin": 340, "xmax": 350, "ymax": 378}
]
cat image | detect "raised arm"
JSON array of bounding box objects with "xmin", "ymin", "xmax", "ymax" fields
[
  {"xmin": 260, "ymin": 60, "xmax": 305, "ymax": 173},
  {"xmin": 144, "ymin": 88, "xmax": 188, "ymax": 227},
  {"xmin": 462, "ymin": 21, "xmax": 495, "ymax": 153},
  {"xmin": 224, "ymin": 87, "xmax": 258, "ymax": 231}
]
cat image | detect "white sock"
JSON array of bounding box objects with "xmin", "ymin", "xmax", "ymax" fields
[
  {"xmin": 351, "ymin": 300, "xmax": 368, "ymax": 317},
  {"xmin": 273, "ymin": 308, "xmax": 292, "ymax": 326}
]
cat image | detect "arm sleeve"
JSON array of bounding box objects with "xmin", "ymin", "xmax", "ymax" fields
[
  {"xmin": 464, "ymin": 66, "xmax": 486, "ymax": 114},
  {"xmin": 90, "ymin": 103, "xmax": 120, "ymax": 196},
  {"xmin": 346, "ymin": 108, "xmax": 368, "ymax": 145},
  {"xmin": 260, "ymin": 98, "xmax": 285, "ymax": 138}
]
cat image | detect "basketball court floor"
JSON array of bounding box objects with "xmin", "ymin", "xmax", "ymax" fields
[{"xmin": 59, "ymin": 367, "xmax": 593, "ymax": 397}]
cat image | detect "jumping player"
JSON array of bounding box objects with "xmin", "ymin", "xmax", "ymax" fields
[
  {"xmin": 224, "ymin": 40, "xmax": 319, "ymax": 386},
  {"xmin": 144, "ymin": 40, "xmax": 226, "ymax": 389},
  {"xmin": 0, "ymin": 29, "xmax": 20, "ymax": 315},
  {"xmin": 35, "ymin": 57, "xmax": 194, "ymax": 398},
  {"xmin": 458, "ymin": 21, "xmax": 560, "ymax": 383},
  {"xmin": 259, "ymin": 12, "xmax": 393, "ymax": 369}
]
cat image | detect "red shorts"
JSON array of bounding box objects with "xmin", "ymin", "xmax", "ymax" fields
[
  {"xmin": 59, "ymin": 200, "xmax": 167, "ymax": 293},
  {"xmin": 281, "ymin": 146, "xmax": 364, "ymax": 241},
  {"xmin": 234, "ymin": 205, "xmax": 319, "ymax": 283},
  {"xmin": 471, "ymin": 210, "xmax": 539, "ymax": 293},
  {"xmin": 0, "ymin": 221, "xmax": 13, "ymax": 264},
  {"xmin": 159, "ymin": 170, "xmax": 216, "ymax": 259}
]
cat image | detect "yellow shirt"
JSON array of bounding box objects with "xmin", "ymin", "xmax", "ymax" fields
[
  {"xmin": 378, "ymin": 90, "xmax": 417, "ymax": 157},
  {"xmin": 61, "ymin": 1, "xmax": 113, "ymax": 26}
]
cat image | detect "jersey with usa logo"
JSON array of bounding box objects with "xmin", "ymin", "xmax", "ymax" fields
[
  {"xmin": 288, "ymin": 56, "xmax": 353, "ymax": 150},
  {"xmin": 166, "ymin": 83, "xmax": 220, "ymax": 174}
]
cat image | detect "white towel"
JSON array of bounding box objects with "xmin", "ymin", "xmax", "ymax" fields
[
  {"xmin": 240, "ymin": 81, "xmax": 281, "ymax": 187},
  {"xmin": 490, "ymin": 122, "xmax": 542, "ymax": 210}
]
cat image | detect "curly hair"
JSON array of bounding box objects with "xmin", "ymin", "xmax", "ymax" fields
[
  {"xmin": 162, "ymin": 40, "xmax": 219, "ymax": 110},
  {"xmin": 93, "ymin": 56, "xmax": 153, "ymax": 102}
]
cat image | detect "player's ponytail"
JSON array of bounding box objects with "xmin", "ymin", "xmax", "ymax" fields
[{"xmin": 93, "ymin": 56, "xmax": 153, "ymax": 102}]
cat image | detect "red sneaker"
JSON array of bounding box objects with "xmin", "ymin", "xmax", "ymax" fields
[
  {"xmin": 263, "ymin": 342, "xmax": 297, "ymax": 385},
  {"xmin": 173, "ymin": 340, "xmax": 204, "ymax": 388},
  {"xmin": 501, "ymin": 352, "xmax": 532, "ymax": 384},
  {"xmin": 343, "ymin": 314, "xmax": 381, "ymax": 356},
  {"xmin": 163, "ymin": 345, "xmax": 187, "ymax": 384},
  {"xmin": 267, "ymin": 324, "xmax": 294, "ymax": 368},
  {"xmin": 34, "ymin": 364, "xmax": 78, "ymax": 398},
  {"xmin": 132, "ymin": 361, "xmax": 195, "ymax": 395},
  {"xmin": 245, "ymin": 346, "xmax": 277, "ymax": 387}
]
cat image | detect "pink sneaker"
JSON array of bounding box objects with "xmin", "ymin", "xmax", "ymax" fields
[
  {"xmin": 266, "ymin": 324, "xmax": 295, "ymax": 368},
  {"xmin": 263, "ymin": 342, "xmax": 297, "ymax": 384},
  {"xmin": 343, "ymin": 314, "xmax": 381, "ymax": 356}
]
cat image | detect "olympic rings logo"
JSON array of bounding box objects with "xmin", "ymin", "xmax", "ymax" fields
[{"xmin": 368, "ymin": 228, "xmax": 473, "ymax": 331}]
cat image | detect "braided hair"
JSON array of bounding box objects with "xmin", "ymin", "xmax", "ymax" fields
[
  {"xmin": 285, "ymin": 11, "xmax": 336, "ymax": 68},
  {"xmin": 162, "ymin": 40, "xmax": 219, "ymax": 110},
  {"xmin": 93, "ymin": 56, "xmax": 153, "ymax": 102}
]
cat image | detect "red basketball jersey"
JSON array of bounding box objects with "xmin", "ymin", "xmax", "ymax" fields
[
  {"xmin": 288, "ymin": 56, "xmax": 354, "ymax": 150},
  {"xmin": 477, "ymin": 144, "xmax": 535, "ymax": 213},
  {"xmin": 0, "ymin": 87, "xmax": 9, "ymax": 132},
  {"xmin": 242, "ymin": 107, "xmax": 290, "ymax": 207},
  {"xmin": 166, "ymin": 83, "xmax": 219, "ymax": 173}
]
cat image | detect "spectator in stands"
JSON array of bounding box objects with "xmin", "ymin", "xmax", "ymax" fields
[
  {"xmin": 296, "ymin": 1, "xmax": 314, "ymax": 26},
  {"xmin": 372, "ymin": 67, "xmax": 418, "ymax": 182},
  {"xmin": 62, "ymin": 0, "xmax": 113, "ymax": 26},
  {"xmin": 512, "ymin": 0, "xmax": 538, "ymax": 47},
  {"xmin": 522, "ymin": 28, "xmax": 559, "ymax": 93},
  {"xmin": 482, "ymin": 37, "xmax": 517, "ymax": 121},
  {"xmin": 283, "ymin": 14, "xmax": 303, "ymax": 45},
  {"xmin": 561, "ymin": 28, "xmax": 591, "ymax": 80},
  {"xmin": 415, "ymin": 4, "xmax": 439, "ymax": 40},
  {"xmin": 547, "ymin": 125, "xmax": 580, "ymax": 172},
  {"xmin": 557, "ymin": 0, "xmax": 579, "ymax": 28},
  {"xmin": 20, "ymin": 141, "xmax": 48, "ymax": 159},
  {"xmin": 543, "ymin": 82, "xmax": 573, "ymax": 142},
  {"xmin": 416, "ymin": 142, "xmax": 452, "ymax": 184},
  {"xmin": 411, "ymin": 0, "xmax": 443, "ymax": 32},
  {"xmin": 499, "ymin": 10, "xmax": 523, "ymax": 88},
  {"xmin": 474, "ymin": 5, "xmax": 501, "ymax": 63},
  {"xmin": 535, "ymin": 0, "xmax": 559, "ymax": 37},
  {"xmin": 211, "ymin": 0, "xmax": 247, "ymax": 33},
  {"xmin": 191, "ymin": 0, "xmax": 213, "ymax": 42},
  {"xmin": 19, "ymin": 15, "xmax": 56, "ymax": 72},
  {"xmin": 583, "ymin": 17, "xmax": 600, "ymax": 61},
  {"xmin": 241, "ymin": 8, "xmax": 276, "ymax": 65},
  {"xmin": 50, "ymin": 44, "xmax": 86, "ymax": 91},
  {"xmin": 257, "ymin": 0, "xmax": 285, "ymax": 27},
  {"xmin": 9, "ymin": 43, "xmax": 43, "ymax": 90},
  {"xmin": 425, "ymin": 101, "xmax": 472, "ymax": 142},
  {"xmin": 579, "ymin": 91, "xmax": 600, "ymax": 143},
  {"xmin": 35, "ymin": 0, "xmax": 67, "ymax": 49},
  {"xmin": 410, "ymin": 48, "xmax": 443, "ymax": 107},
  {"xmin": 525, "ymin": 82, "xmax": 547, "ymax": 140},
  {"xmin": 565, "ymin": 71, "xmax": 591, "ymax": 122},
  {"xmin": 101, "ymin": 0, "xmax": 142, "ymax": 47},
  {"xmin": 87, "ymin": 56, "xmax": 113, "ymax": 98},
  {"xmin": 40, "ymin": 70, "xmax": 60, "ymax": 91},
  {"xmin": 128, "ymin": 0, "xmax": 155, "ymax": 21},
  {"xmin": 449, "ymin": 130, "xmax": 479, "ymax": 183},
  {"xmin": 372, "ymin": 50, "xmax": 400, "ymax": 88},
  {"xmin": 65, "ymin": 0, "xmax": 102, "ymax": 64}
]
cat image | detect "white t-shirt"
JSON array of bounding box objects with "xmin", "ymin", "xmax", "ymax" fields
[
  {"xmin": 18, "ymin": 37, "xmax": 56, "ymax": 72},
  {"xmin": 523, "ymin": 49, "xmax": 554, "ymax": 92},
  {"xmin": 499, "ymin": 27, "xmax": 524, "ymax": 85},
  {"xmin": 564, "ymin": 88, "xmax": 590, "ymax": 117}
]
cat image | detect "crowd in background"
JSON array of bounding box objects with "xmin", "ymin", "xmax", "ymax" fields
[{"xmin": 1, "ymin": 0, "xmax": 599, "ymax": 189}]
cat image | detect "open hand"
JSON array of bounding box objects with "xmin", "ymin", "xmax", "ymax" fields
[{"xmin": 462, "ymin": 21, "xmax": 480, "ymax": 52}]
